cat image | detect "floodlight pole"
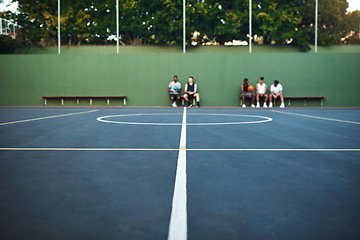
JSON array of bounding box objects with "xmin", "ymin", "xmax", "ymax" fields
[
  {"xmin": 315, "ymin": 0, "xmax": 318, "ymax": 53},
  {"xmin": 116, "ymin": 0, "xmax": 119, "ymax": 54},
  {"xmin": 58, "ymin": 0, "xmax": 61, "ymax": 55},
  {"xmin": 249, "ymin": 0, "xmax": 252, "ymax": 53},
  {"xmin": 183, "ymin": 0, "xmax": 186, "ymax": 54}
]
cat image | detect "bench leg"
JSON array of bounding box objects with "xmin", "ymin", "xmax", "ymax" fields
[
  {"xmin": 90, "ymin": 98, "xmax": 92, "ymax": 105},
  {"xmin": 77, "ymin": 98, "xmax": 79, "ymax": 105},
  {"xmin": 44, "ymin": 98, "xmax": 47, "ymax": 106},
  {"xmin": 61, "ymin": 98, "xmax": 64, "ymax": 106},
  {"xmin": 124, "ymin": 98, "xmax": 126, "ymax": 105},
  {"xmin": 107, "ymin": 98, "xmax": 109, "ymax": 105}
]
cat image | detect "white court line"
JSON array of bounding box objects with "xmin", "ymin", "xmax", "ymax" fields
[
  {"xmin": 272, "ymin": 110, "xmax": 360, "ymax": 125},
  {"xmin": 168, "ymin": 107, "xmax": 187, "ymax": 240},
  {"xmin": 0, "ymin": 109, "xmax": 99, "ymax": 126},
  {"xmin": 0, "ymin": 148, "xmax": 179, "ymax": 151},
  {"xmin": 0, "ymin": 148, "xmax": 359, "ymax": 152},
  {"xmin": 187, "ymin": 149, "xmax": 360, "ymax": 151}
]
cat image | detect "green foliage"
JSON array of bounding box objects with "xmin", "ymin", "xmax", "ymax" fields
[{"xmin": 6, "ymin": 0, "xmax": 360, "ymax": 50}]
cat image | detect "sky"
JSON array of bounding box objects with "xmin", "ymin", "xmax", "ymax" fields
[{"xmin": 1, "ymin": 0, "xmax": 360, "ymax": 13}]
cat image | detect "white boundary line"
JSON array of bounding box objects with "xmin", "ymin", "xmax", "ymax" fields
[
  {"xmin": 168, "ymin": 108, "xmax": 187, "ymax": 240},
  {"xmin": 0, "ymin": 110, "xmax": 99, "ymax": 126},
  {"xmin": 0, "ymin": 148, "xmax": 359, "ymax": 152},
  {"xmin": 97, "ymin": 113, "xmax": 273, "ymax": 126},
  {"xmin": 271, "ymin": 110, "xmax": 360, "ymax": 125},
  {"xmin": 187, "ymin": 149, "xmax": 360, "ymax": 152}
]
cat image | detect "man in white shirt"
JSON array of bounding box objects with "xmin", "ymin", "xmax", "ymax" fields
[
  {"xmin": 269, "ymin": 80, "xmax": 285, "ymax": 108},
  {"xmin": 168, "ymin": 75, "xmax": 181, "ymax": 107},
  {"xmin": 256, "ymin": 77, "xmax": 268, "ymax": 108}
]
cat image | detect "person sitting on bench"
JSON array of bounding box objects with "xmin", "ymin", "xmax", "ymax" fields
[
  {"xmin": 269, "ymin": 80, "xmax": 285, "ymax": 108},
  {"xmin": 241, "ymin": 78, "xmax": 255, "ymax": 108},
  {"xmin": 256, "ymin": 76, "xmax": 268, "ymax": 108},
  {"xmin": 183, "ymin": 76, "xmax": 200, "ymax": 108}
]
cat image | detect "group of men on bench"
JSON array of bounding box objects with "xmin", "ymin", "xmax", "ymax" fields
[
  {"xmin": 168, "ymin": 75, "xmax": 284, "ymax": 108},
  {"xmin": 241, "ymin": 77, "xmax": 285, "ymax": 108},
  {"xmin": 168, "ymin": 75, "xmax": 200, "ymax": 108}
]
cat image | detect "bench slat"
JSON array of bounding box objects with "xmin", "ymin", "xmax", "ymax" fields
[{"xmin": 42, "ymin": 96, "xmax": 127, "ymax": 106}]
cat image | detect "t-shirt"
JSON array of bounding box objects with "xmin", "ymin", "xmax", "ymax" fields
[
  {"xmin": 270, "ymin": 84, "xmax": 283, "ymax": 95},
  {"xmin": 169, "ymin": 81, "xmax": 181, "ymax": 94},
  {"xmin": 256, "ymin": 83, "xmax": 267, "ymax": 94}
]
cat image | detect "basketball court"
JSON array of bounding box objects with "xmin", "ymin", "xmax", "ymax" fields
[{"xmin": 0, "ymin": 107, "xmax": 359, "ymax": 239}]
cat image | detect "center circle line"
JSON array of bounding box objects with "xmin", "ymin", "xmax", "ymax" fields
[{"xmin": 96, "ymin": 113, "xmax": 273, "ymax": 126}]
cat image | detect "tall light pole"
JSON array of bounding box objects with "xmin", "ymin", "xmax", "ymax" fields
[
  {"xmin": 249, "ymin": 0, "xmax": 252, "ymax": 53},
  {"xmin": 183, "ymin": 0, "xmax": 186, "ymax": 54},
  {"xmin": 116, "ymin": 0, "xmax": 119, "ymax": 54},
  {"xmin": 58, "ymin": 0, "xmax": 61, "ymax": 54},
  {"xmin": 315, "ymin": 0, "xmax": 318, "ymax": 53}
]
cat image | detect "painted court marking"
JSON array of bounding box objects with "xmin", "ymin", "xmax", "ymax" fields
[
  {"xmin": 272, "ymin": 110, "xmax": 360, "ymax": 125},
  {"xmin": 0, "ymin": 109, "xmax": 99, "ymax": 126},
  {"xmin": 97, "ymin": 113, "xmax": 272, "ymax": 126},
  {"xmin": 0, "ymin": 148, "xmax": 359, "ymax": 152},
  {"xmin": 168, "ymin": 108, "xmax": 187, "ymax": 240}
]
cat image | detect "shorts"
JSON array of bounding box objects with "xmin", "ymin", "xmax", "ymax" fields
[
  {"xmin": 241, "ymin": 92, "xmax": 253, "ymax": 98},
  {"xmin": 169, "ymin": 93, "xmax": 180, "ymax": 100},
  {"xmin": 186, "ymin": 93, "xmax": 195, "ymax": 99}
]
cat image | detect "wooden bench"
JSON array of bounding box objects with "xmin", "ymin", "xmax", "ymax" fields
[
  {"xmin": 283, "ymin": 96, "xmax": 326, "ymax": 106},
  {"xmin": 42, "ymin": 96, "xmax": 127, "ymax": 106},
  {"xmin": 240, "ymin": 96, "xmax": 326, "ymax": 106}
]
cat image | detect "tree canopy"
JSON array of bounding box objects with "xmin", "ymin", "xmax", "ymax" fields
[{"xmin": 1, "ymin": 0, "xmax": 359, "ymax": 50}]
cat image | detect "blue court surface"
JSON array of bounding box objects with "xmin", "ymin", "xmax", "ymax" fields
[{"xmin": 0, "ymin": 107, "xmax": 359, "ymax": 240}]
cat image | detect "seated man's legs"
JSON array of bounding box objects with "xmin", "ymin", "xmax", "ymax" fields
[
  {"xmin": 256, "ymin": 94, "xmax": 269, "ymax": 107},
  {"xmin": 269, "ymin": 93, "xmax": 284, "ymax": 108},
  {"xmin": 241, "ymin": 92, "xmax": 255, "ymax": 107},
  {"xmin": 194, "ymin": 93, "xmax": 200, "ymax": 107},
  {"xmin": 170, "ymin": 93, "xmax": 180, "ymax": 107}
]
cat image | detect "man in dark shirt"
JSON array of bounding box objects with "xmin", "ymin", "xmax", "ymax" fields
[
  {"xmin": 183, "ymin": 76, "xmax": 200, "ymax": 107},
  {"xmin": 241, "ymin": 78, "xmax": 255, "ymax": 108}
]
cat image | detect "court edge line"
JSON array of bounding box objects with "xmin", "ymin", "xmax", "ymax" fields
[
  {"xmin": 0, "ymin": 110, "xmax": 99, "ymax": 126},
  {"xmin": 0, "ymin": 148, "xmax": 359, "ymax": 151},
  {"xmin": 168, "ymin": 107, "xmax": 187, "ymax": 240},
  {"xmin": 271, "ymin": 110, "xmax": 360, "ymax": 125}
]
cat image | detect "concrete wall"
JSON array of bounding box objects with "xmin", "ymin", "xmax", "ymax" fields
[{"xmin": 0, "ymin": 52, "xmax": 359, "ymax": 107}]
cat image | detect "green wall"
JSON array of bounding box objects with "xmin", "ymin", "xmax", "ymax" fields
[{"xmin": 0, "ymin": 53, "xmax": 359, "ymax": 107}]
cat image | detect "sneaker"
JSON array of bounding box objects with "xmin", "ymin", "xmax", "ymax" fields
[
  {"xmin": 280, "ymin": 102, "xmax": 285, "ymax": 108},
  {"xmin": 172, "ymin": 102, "xmax": 176, "ymax": 107},
  {"xmin": 242, "ymin": 104, "xmax": 246, "ymax": 108},
  {"xmin": 263, "ymin": 103, "xmax": 268, "ymax": 108},
  {"xmin": 188, "ymin": 104, "xmax": 192, "ymax": 108},
  {"xmin": 251, "ymin": 104, "xmax": 255, "ymax": 108},
  {"xmin": 269, "ymin": 102, "xmax": 273, "ymax": 108},
  {"xmin": 256, "ymin": 103, "xmax": 260, "ymax": 108}
]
